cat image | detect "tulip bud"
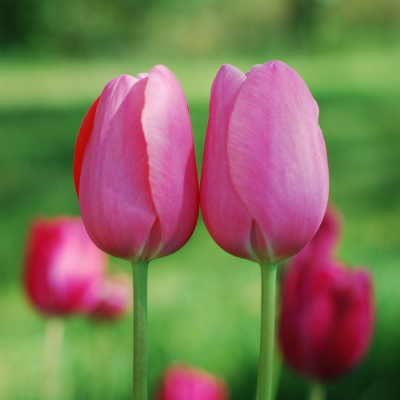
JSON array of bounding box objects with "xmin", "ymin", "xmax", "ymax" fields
[
  {"xmin": 91, "ymin": 273, "xmax": 132, "ymax": 320},
  {"xmin": 200, "ymin": 61, "xmax": 329, "ymax": 263},
  {"xmin": 24, "ymin": 217, "xmax": 107, "ymax": 316},
  {"xmin": 279, "ymin": 257, "xmax": 374, "ymax": 380},
  {"xmin": 73, "ymin": 65, "xmax": 199, "ymax": 261},
  {"xmin": 156, "ymin": 364, "xmax": 228, "ymax": 400}
]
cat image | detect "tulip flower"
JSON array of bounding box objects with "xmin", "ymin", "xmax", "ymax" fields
[
  {"xmin": 279, "ymin": 206, "xmax": 374, "ymax": 399},
  {"xmin": 25, "ymin": 216, "xmax": 106, "ymax": 316},
  {"xmin": 91, "ymin": 273, "xmax": 132, "ymax": 320},
  {"xmin": 200, "ymin": 60, "xmax": 329, "ymax": 264},
  {"xmin": 73, "ymin": 65, "xmax": 199, "ymax": 400},
  {"xmin": 200, "ymin": 60, "xmax": 329, "ymax": 400},
  {"xmin": 279, "ymin": 258, "xmax": 374, "ymax": 382},
  {"xmin": 73, "ymin": 66, "xmax": 199, "ymax": 262},
  {"xmin": 24, "ymin": 216, "xmax": 107, "ymax": 400},
  {"xmin": 156, "ymin": 364, "xmax": 228, "ymax": 400}
]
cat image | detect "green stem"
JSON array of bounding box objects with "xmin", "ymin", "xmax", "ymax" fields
[
  {"xmin": 256, "ymin": 262, "xmax": 278, "ymax": 400},
  {"xmin": 92, "ymin": 322, "xmax": 111, "ymax": 398},
  {"xmin": 40, "ymin": 317, "xmax": 64, "ymax": 400},
  {"xmin": 309, "ymin": 382, "xmax": 326, "ymax": 400},
  {"xmin": 132, "ymin": 260, "xmax": 149, "ymax": 400},
  {"xmin": 271, "ymin": 341, "xmax": 282, "ymax": 400}
]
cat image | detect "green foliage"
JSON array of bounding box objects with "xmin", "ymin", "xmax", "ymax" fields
[
  {"xmin": 0, "ymin": 0, "xmax": 152, "ymax": 55},
  {"xmin": 1, "ymin": 0, "xmax": 400, "ymax": 55}
]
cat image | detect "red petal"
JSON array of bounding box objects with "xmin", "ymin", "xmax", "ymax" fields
[{"xmin": 73, "ymin": 96, "xmax": 101, "ymax": 197}]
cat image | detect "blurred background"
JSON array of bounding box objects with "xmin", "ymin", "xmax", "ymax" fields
[{"xmin": 1, "ymin": 0, "xmax": 400, "ymax": 398}]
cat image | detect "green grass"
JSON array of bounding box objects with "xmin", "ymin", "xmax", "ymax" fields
[{"xmin": 1, "ymin": 41, "xmax": 400, "ymax": 399}]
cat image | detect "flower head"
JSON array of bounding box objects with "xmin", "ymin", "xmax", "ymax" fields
[
  {"xmin": 74, "ymin": 66, "xmax": 199, "ymax": 261},
  {"xmin": 24, "ymin": 217, "xmax": 106, "ymax": 316},
  {"xmin": 200, "ymin": 61, "xmax": 329, "ymax": 263},
  {"xmin": 156, "ymin": 364, "xmax": 228, "ymax": 400}
]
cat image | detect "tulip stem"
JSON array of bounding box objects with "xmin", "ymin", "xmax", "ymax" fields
[
  {"xmin": 309, "ymin": 382, "xmax": 326, "ymax": 400},
  {"xmin": 40, "ymin": 317, "xmax": 64, "ymax": 400},
  {"xmin": 132, "ymin": 260, "xmax": 149, "ymax": 400},
  {"xmin": 257, "ymin": 262, "xmax": 278, "ymax": 400}
]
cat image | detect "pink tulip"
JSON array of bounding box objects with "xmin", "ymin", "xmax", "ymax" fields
[
  {"xmin": 279, "ymin": 257, "xmax": 374, "ymax": 380},
  {"xmin": 156, "ymin": 364, "xmax": 228, "ymax": 400},
  {"xmin": 91, "ymin": 273, "xmax": 132, "ymax": 320},
  {"xmin": 73, "ymin": 65, "xmax": 199, "ymax": 261},
  {"xmin": 200, "ymin": 61, "xmax": 329, "ymax": 263},
  {"xmin": 24, "ymin": 217, "xmax": 107, "ymax": 316}
]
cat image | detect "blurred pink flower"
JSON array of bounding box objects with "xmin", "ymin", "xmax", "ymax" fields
[
  {"xmin": 24, "ymin": 216, "xmax": 106, "ymax": 316},
  {"xmin": 91, "ymin": 273, "xmax": 132, "ymax": 320},
  {"xmin": 73, "ymin": 66, "xmax": 199, "ymax": 262},
  {"xmin": 200, "ymin": 61, "xmax": 329, "ymax": 263},
  {"xmin": 156, "ymin": 364, "xmax": 228, "ymax": 400},
  {"xmin": 279, "ymin": 208, "xmax": 374, "ymax": 380}
]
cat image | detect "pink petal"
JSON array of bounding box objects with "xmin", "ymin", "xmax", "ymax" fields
[
  {"xmin": 79, "ymin": 75, "xmax": 159, "ymax": 260},
  {"xmin": 228, "ymin": 61, "xmax": 329, "ymax": 262},
  {"xmin": 157, "ymin": 364, "xmax": 228, "ymax": 400},
  {"xmin": 142, "ymin": 65, "xmax": 199, "ymax": 258},
  {"xmin": 200, "ymin": 64, "xmax": 254, "ymax": 260},
  {"xmin": 24, "ymin": 217, "xmax": 106, "ymax": 315}
]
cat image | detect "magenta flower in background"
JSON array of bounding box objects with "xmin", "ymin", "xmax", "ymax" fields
[
  {"xmin": 200, "ymin": 61, "xmax": 329, "ymax": 263},
  {"xmin": 156, "ymin": 364, "xmax": 228, "ymax": 400},
  {"xmin": 73, "ymin": 65, "xmax": 199, "ymax": 262},
  {"xmin": 278, "ymin": 207, "xmax": 374, "ymax": 380},
  {"xmin": 24, "ymin": 217, "xmax": 106, "ymax": 316},
  {"xmin": 91, "ymin": 273, "xmax": 132, "ymax": 320}
]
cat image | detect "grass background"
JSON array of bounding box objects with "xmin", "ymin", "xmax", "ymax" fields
[{"xmin": 1, "ymin": 38, "xmax": 400, "ymax": 399}]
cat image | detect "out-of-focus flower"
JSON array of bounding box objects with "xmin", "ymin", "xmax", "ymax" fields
[
  {"xmin": 91, "ymin": 273, "xmax": 132, "ymax": 320},
  {"xmin": 24, "ymin": 217, "xmax": 106, "ymax": 316},
  {"xmin": 200, "ymin": 61, "xmax": 329, "ymax": 263},
  {"xmin": 279, "ymin": 207, "xmax": 374, "ymax": 380},
  {"xmin": 293, "ymin": 204, "xmax": 342, "ymax": 266},
  {"xmin": 156, "ymin": 364, "xmax": 228, "ymax": 400},
  {"xmin": 73, "ymin": 65, "xmax": 199, "ymax": 262}
]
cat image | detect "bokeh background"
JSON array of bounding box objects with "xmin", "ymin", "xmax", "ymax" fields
[{"xmin": 1, "ymin": 0, "xmax": 400, "ymax": 398}]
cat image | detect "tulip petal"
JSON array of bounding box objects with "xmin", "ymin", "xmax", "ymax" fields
[
  {"xmin": 157, "ymin": 364, "xmax": 228, "ymax": 400},
  {"xmin": 25, "ymin": 220, "xmax": 58, "ymax": 312},
  {"xmin": 227, "ymin": 61, "xmax": 329, "ymax": 262},
  {"xmin": 48, "ymin": 221, "xmax": 105, "ymax": 312},
  {"xmin": 25, "ymin": 217, "xmax": 106, "ymax": 315},
  {"xmin": 200, "ymin": 64, "xmax": 254, "ymax": 260},
  {"xmin": 142, "ymin": 65, "xmax": 199, "ymax": 258},
  {"xmin": 279, "ymin": 256, "xmax": 374, "ymax": 381},
  {"xmin": 73, "ymin": 96, "xmax": 100, "ymax": 197},
  {"xmin": 79, "ymin": 75, "xmax": 159, "ymax": 260},
  {"xmin": 322, "ymin": 269, "xmax": 374, "ymax": 379},
  {"xmin": 299, "ymin": 291, "xmax": 335, "ymax": 373}
]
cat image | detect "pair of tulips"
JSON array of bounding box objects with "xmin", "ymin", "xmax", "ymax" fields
[
  {"xmin": 73, "ymin": 60, "xmax": 329, "ymax": 400},
  {"xmin": 73, "ymin": 61, "xmax": 329, "ymax": 264}
]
